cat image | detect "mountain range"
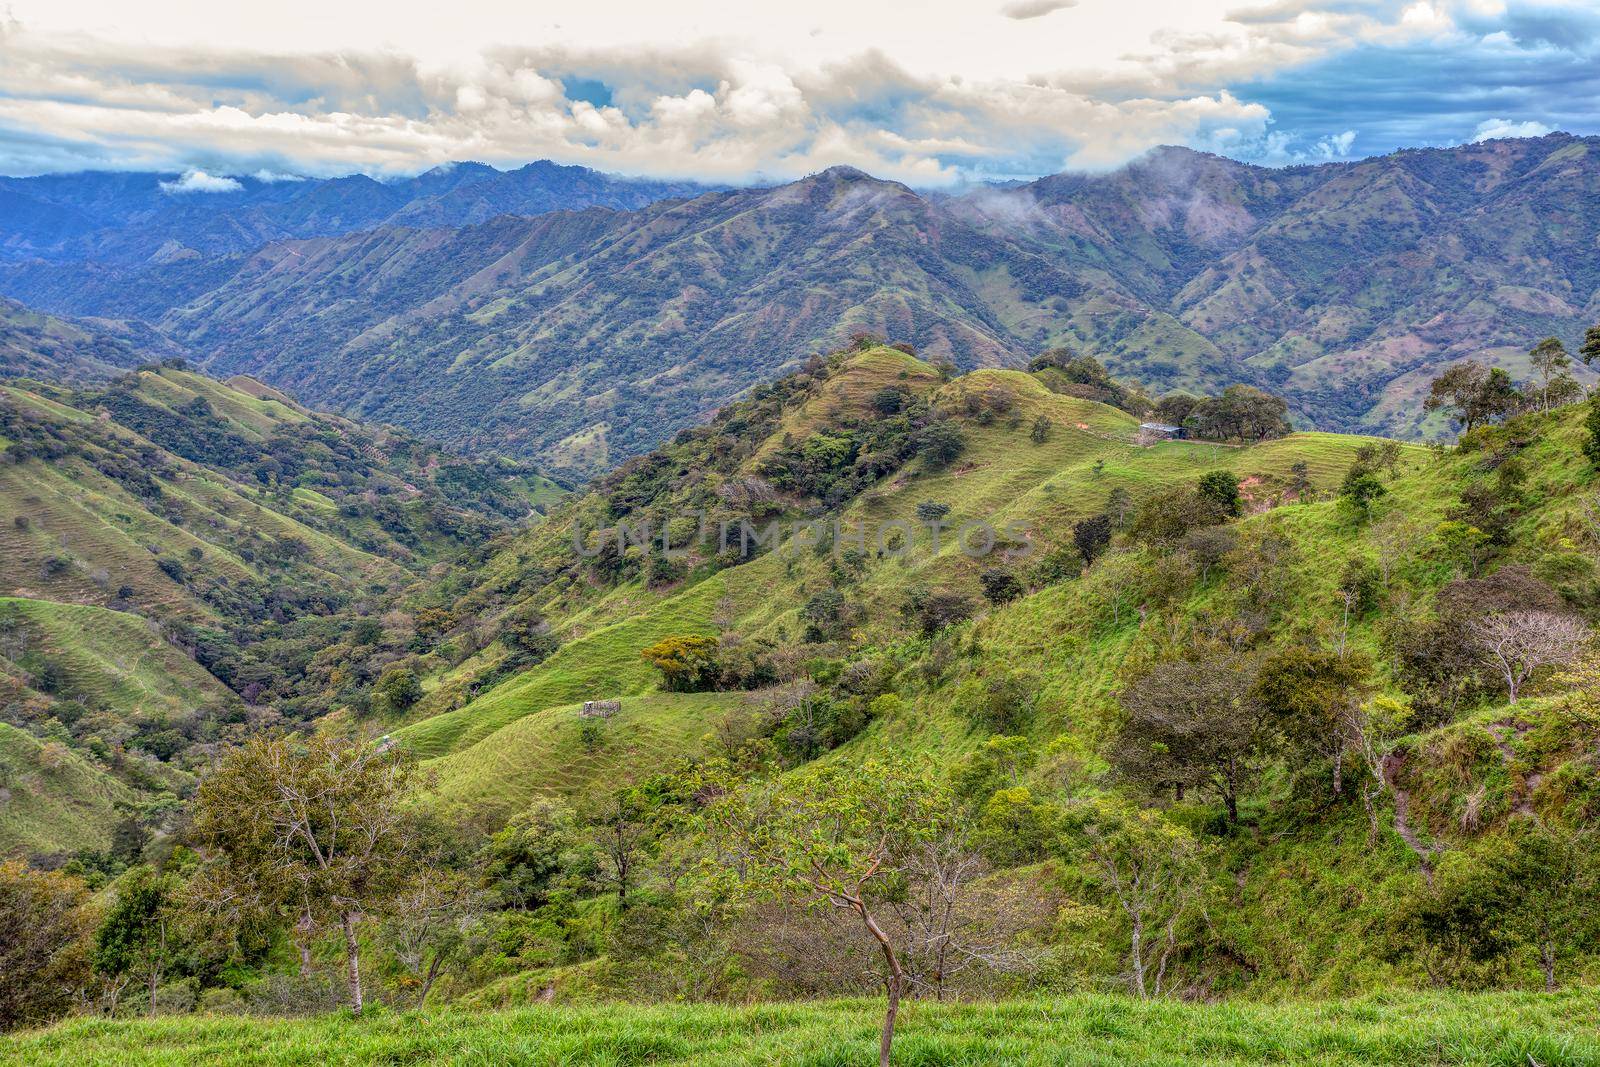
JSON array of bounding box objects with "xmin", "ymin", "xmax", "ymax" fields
[{"xmin": 1, "ymin": 135, "xmax": 1598, "ymax": 477}]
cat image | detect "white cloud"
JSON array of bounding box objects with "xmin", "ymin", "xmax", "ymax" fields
[
  {"xmin": 1471, "ymin": 117, "xmax": 1553, "ymax": 141},
  {"xmin": 999, "ymin": 0, "xmax": 1077, "ymax": 20},
  {"xmin": 0, "ymin": 4, "xmax": 1585, "ymax": 183},
  {"xmin": 158, "ymin": 168, "xmax": 244, "ymax": 193}
]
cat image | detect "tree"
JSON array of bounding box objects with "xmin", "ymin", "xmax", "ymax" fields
[
  {"xmin": 587, "ymin": 786, "xmax": 653, "ymax": 910},
  {"xmin": 700, "ymin": 757, "xmax": 955, "ymax": 1067},
  {"xmin": 93, "ymin": 865, "xmax": 180, "ymax": 1015},
  {"xmin": 1424, "ymin": 362, "xmax": 1522, "ymax": 433},
  {"xmin": 978, "ymin": 568, "xmax": 1023, "ymax": 604},
  {"xmin": 1114, "ymin": 646, "xmax": 1266, "ymax": 824},
  {"xmin": 640, "ymin": 635, "xmax": 721, "ymax": 692},
  {"xmin": 905, "ymin": 588, "xmax": 974, "ymax": 635},
  {"xmin": 1252, "ymin": 646, "xmax": 1371, "ymax": 795},
  {"xmin": 484, "ymin": 796, "xmax": 580, "ymax": 909},
  {"xmin": 1581, "ymin": 323, "xmax": 1600, "ymax": 367},
  {"xmin": 914, "ymin": 423, "xmax": 966, "ymax": 469},
  {"xmin": 1073, "ymin": 513, "xmax": 1113, "ymax": 566},
  {"xmin": 1183, "ymin": 385, "xmax": 1291, "ymax": 442},
  {"xmin": 188, "ymin": 733, "xmax": 419, "ymax": 1014},
  {"xmin": 378, "ymin": 867, "xmax": 489, "ymax": 1006},
  {"xmin": 1073, "ymin": 804, "xmax": 1206, "ymax": 998},
  {"xmin": 370, "ymin": 665, "xmax": 422, "ymax": 716},
  {"xmin": 1196, "ymin": 471, "xmax": 1241, "ymax": 518},
  {"xmin": 1470, "ymin": 610, "xmax": 1588, "ymax": 703},
  {"xmin": 1338, "ymin": 465, "xmax": 1387, "ymax": 524},
  {"xmin": 1029, "ymin": 415, "xmax": 1052, "ymax": 444},
  {"xmin": 1584, "ymin": 394, "xmax": 1600, "ymax": 467},
  {"xmin": 1528, "ymin": 337, "xmax": 1572, "ymax": 412},
  {"xmin": 0, "ymin": 860, "xmax": 94, "ymax": 1031}
]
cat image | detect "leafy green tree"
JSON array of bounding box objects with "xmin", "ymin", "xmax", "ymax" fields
[
  {"xmin": 484, "ymin": 796, "xmax": 581, "ymax": 909},
  {"xmin": 1581, "ymin": 323, "xmax": 1600, "ymax": 366},
  {"xmin": 1073, "ymin": 513, "xmax": 1113, "ymax": 565},
  {"xmin": 1196, "ymin": 471, "xmax": 1242, "ymax": 518},
  {"xmin": 92, "ymin": 865, "xmax": 180, "ymax": 1015},
  {"xmin": 905, "ymin": 588, "xmax": 974, "ymax": 635},
  {"xmin": 1528, "ymin": 337, "xmax": 1573, "ymax": 411},
  {"xmin": 700, "ymin": 758, "xmax": 955, "ymax": 1067},
  {"xmin": 978, "ymin": 568, "xmax": 1023, "ymax": 604},
  {"xmin": 371, "ymin": 665, "xmax": 422, "ymax": 716},
  {"xmin": 1583, "ymin": 394, "xmax": 1600, "ymax": 467},
  {"xmin": 640, "ymin": 635, "xmax": 721, "ymax": 692},
  {"xmin": 1252, "ymin": 646, "xmax": 1371, "ymax": 795},
  {"xmin": 1424, "ymin": 362, "xmax": 1522, "ymax": 433},
  {"xmin": 1338, "ymin": 466, "xmax": 1387, "ymax": 524},
  {"xmin": 1115, "ymin": 646, "xmax": 1266, "ymax": 824},
  {"xmin": 189, "ymin": 733, "xmax": 420, "ymax": 1014},
  {"xmin": 914, "ymin": 423, "xmax": 966, "ymax": 469}
]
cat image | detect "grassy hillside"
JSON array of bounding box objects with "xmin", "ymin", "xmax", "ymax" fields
[
  {"xmin": 398, "ymin": 347, "xmax": 1386, "ymax": 798},
  {"xmin": 355, "ymin": 342, "xmax": 1600, "ymax": 1005},
  {"xmin": 0, "ymin": 365, "xmax": 562, "ymax": 859},
  {"xmin": 0, "ymin": 721, "xmax": 132, "ymax": 856},
  {"xmin": 10, "ymin": 991, "xmax": 1598, "ymax": 1066}
]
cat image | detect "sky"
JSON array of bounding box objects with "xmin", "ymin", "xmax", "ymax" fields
[{"xmin": 0, "ymin": 0, "xmax": 1596, "ymax": 184}]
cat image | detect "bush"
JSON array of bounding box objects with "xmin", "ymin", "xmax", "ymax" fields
[
  {"xmin": 640, "ymin": 635, "xmax": 722, "ymax": 692},
  {"xmin": 979, "ymin": 568, "xmax": 1023, "ymax": 604}
]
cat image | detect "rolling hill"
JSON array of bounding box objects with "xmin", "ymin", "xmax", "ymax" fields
[
  {"xmin": 350, "ymin": 341, "xmax": 1600, "ymax": 1001},
  {"xmin": 0, "ymin": 364, "xmax": 562, "ymax": 858},
  {"xmin": 5, "ymin": 135, "xmax": 1599, "ymax": 477}
]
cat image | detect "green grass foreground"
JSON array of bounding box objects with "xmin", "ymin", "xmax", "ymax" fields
[{"xmin": 7, "ymin": 992, "xmax": 1600, "ymax": 1066}]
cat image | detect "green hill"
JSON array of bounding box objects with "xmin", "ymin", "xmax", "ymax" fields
[
  {"xmin": 369, "ymin": 343, "xmax": 1600, "ymax": 1002},
  {"xmin": 0, "ymin": 365, "xmax": 563, "ymax": 859}
]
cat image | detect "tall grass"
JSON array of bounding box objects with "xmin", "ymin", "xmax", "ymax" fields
[{"xmin": 9, "ymin": 992, "xmax": 1599, "ymax": 1066}]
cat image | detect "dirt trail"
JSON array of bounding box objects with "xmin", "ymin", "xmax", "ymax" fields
[{"xmin": 1381, "ymin": 753, "xmax": 1439, "ymax": 883}]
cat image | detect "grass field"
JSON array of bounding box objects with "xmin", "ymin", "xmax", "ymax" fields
[{"xmin": 8, "ymin": 991, "xmax": 1599, "ymax": 1065}]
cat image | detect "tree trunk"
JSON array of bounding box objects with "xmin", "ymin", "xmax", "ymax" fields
[
  {"xmin": 1224, "ymin": 790, "xmax": 1239, "ymax": 825},
  {"xmin": 340, "ymin": 911, "xmax": 364, "ymax": 1015},
  {"xmin": 1540, "ymin": 938, "xmax": 1557, "ymax": 992},
  {"xmin": 1129, "ymin": 914, "xmax": 1147, "ymax": 998},
  {"xmin": 297, "ymin": 909, "xmax": 314, "ymax": 975},
  {"xmin": 1332, "ymin": 748, "xmax": 1344, "ymax": 796},
  {"xmin": 419, "ymin": 953, "xmax": 444, "ymax": 1007},
  {"xmin": 858, "ymin": 904, "xmax": 905, "ymax": 1067}
]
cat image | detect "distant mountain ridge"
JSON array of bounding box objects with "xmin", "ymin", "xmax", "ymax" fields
[
  {"xmin": 2, "ymin": 135, "xmax": 1598, "ymax": 476},
  {"xmin": 0, "ymin": 160, "xmax": 714, "ymax": 264}
]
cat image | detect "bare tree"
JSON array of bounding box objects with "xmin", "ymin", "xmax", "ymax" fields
[
  {"xmin": 378, "ymin": 868, "xmax": 488, "ymax": 1006},
  {"xmin": 1080, "ymin": 806, "xmax": 1206, "ymax": 998},
  {"xmin": 1470, "ymin": 611, "xmax": 1588, "ymax": 703},
  {"xmin": 885, "ymin": 827, "xmax": 1040, "ymax": 1001}
]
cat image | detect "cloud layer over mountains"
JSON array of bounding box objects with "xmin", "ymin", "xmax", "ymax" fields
[{"xmin": 0, "ymin": 1, "xmax": 1595, "ymax": 182}]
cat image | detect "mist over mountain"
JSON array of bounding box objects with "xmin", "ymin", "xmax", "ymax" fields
[{"xmin": 2, "ymin": 134, "xmax": 1598, "ymax": 477}]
